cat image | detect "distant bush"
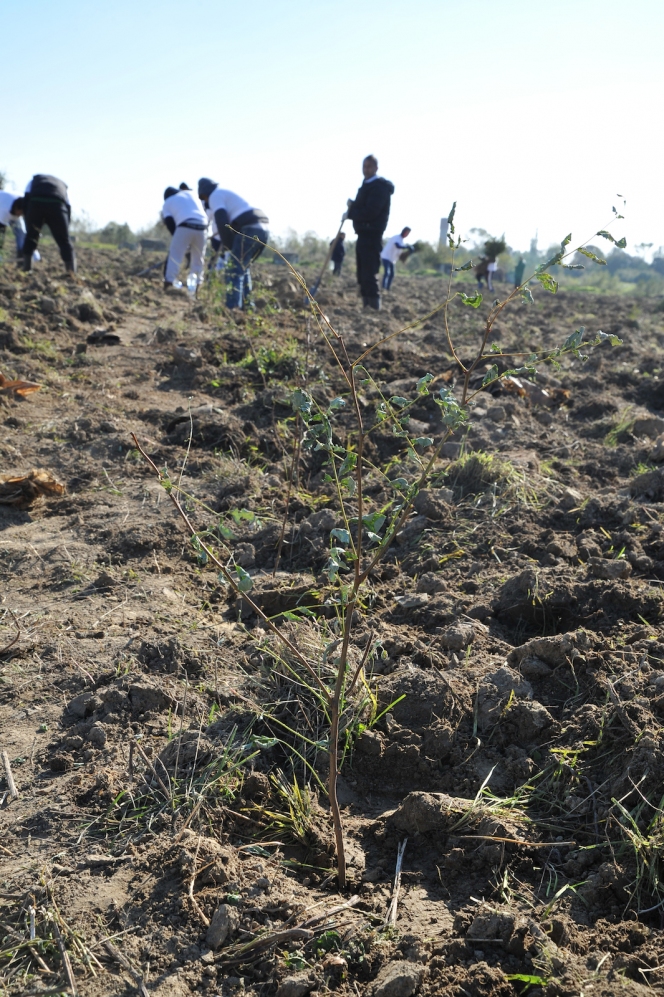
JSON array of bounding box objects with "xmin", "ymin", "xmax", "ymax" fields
[{"xmin": 95, "ymin": 221, "xmax": 135, "ymax": 246}]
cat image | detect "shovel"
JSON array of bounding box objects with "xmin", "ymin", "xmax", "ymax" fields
[{"xmin": 308, "ymin": 214, "xmax": 346, "ymax": 300}]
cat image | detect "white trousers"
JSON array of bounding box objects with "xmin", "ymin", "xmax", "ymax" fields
[{"xmin": 165, "ymin": 226, "xmax": 206, "ymax": 284}]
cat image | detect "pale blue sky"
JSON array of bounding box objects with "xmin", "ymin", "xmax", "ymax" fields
[{"xmin": 2, "ymin": 0, "xmax": 662, "ymax": 253}]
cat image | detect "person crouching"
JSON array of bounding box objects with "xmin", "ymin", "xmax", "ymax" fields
[
  {"xmin": 197, "ymin": 178, "xmax": 268, "ymax": 310},
  {"xmin": 162, "ymin": 185, "xmax": 208, "ymax": 292},
  {"xmin": 22, "ymin": 174, "xmax": 75, "ymax": 273},
  {"xmin": 0, "ymin": 192, "xmax": 26, "ymax": 261}
]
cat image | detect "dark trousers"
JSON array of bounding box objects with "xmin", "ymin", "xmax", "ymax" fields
[
  {"xmin": 23, "ymin": 199, "xmax": 75, "ymax": 270},
  {"xmin": 332, "ymin": 259, "xmax": 343, "ymax": 276},
  {"xmin": 355, "ymin": 231, "xmax": 383, "ymax": 298},
  {"xmin": 226, "ymin": 224, "xmax": 268, "ymax": 309}
]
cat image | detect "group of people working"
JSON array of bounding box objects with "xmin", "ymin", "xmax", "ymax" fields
[
  {"xmin": 0, "ymin": 157, "xmax": 416, "ymax": 311},
  {"xmin": 161, "ymin": 180, "xmax": 269, "ymax": 309}
]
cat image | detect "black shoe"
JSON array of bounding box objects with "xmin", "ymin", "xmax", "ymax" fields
[{"xmin": 366, "ymin": 295, "xmax": 381, "ymax": 311}]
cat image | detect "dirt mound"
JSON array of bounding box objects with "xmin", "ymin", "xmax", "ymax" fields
[{"xmin": 3, "ymin": 246, "xmax": 664, "ymax": 996}]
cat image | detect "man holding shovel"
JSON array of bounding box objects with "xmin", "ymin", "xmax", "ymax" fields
[{"xmin": 346, "ymin": 155, "xmax": 394, "ymax": 310}]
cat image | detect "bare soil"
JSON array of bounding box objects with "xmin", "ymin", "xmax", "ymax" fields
[{"xmin": 2, "ymin": 244, "xmax": 664, "ymax": 997}]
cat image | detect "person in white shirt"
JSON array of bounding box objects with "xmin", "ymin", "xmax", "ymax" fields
[
  {"xmin": 380, "ymin": 227, "xmax": 413, "ymax": 290},
  {"xmin": 161, "ymin": 185, "xmax": 208, "ymax": 291},
  {"xmin": 198, "ymin": 178, "xmax": 269, "ymax": 309},
  {"xmin": 205, "ymin": 206, "xmax": 229, "ymax": 271},
  {"xmin": 0, "ymin": 191, "xmax": 26, "ymax": 260},
  {"xmin": 487, "ymin": 258, "xmax": 498, "ymax": 292}
]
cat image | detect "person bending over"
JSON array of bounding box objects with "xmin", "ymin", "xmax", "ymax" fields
[
  {"xmin": 197, "ymin": 178, "xmax": 269, "ymax": 310},
  {"xmin": 345, "ymin": 155, "xmax": 394, "ymax": 310},
  {"xmin": 22, "ymin": 174, "xmax": 75, "ymax": 273},
  {"xmin": 380, "ymin": 227, "xmax": 413, "ymax": 291},
  {"xmin": 0, "ymin": 191, "xmax": 26, "ymax": 261},
  {"xmin": 161, "ymin": 185, "xmax": 208, "ymax": 292}
]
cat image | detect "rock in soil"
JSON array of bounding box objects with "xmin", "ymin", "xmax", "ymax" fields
[{"xmin": 368, "ymin": 960, "xmax": 425, "ymax": 997}]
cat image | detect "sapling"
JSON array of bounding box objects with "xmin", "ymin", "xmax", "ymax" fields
[{"xmin": 134, "ymin": 202, "xmax": 625, "ymax": 888}]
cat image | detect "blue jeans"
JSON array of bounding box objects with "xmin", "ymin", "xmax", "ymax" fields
[
  {"xmin": 382, "ymin": 259, "xmax": 395, "ymax": 290},
  {"xmin": 226, "ymin": 224, "xmax": 268, "ymax": 309}
]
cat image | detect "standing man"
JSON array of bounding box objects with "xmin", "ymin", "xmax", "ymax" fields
[
  {"xmin": 0, "ymin": 191, "xmax": 26, "ymax": 260},
  {"xmin": 21, "ymin": 174, "xmax": 76, "ymax": 273},
  {"xmin": 197, "ymin": 178, "xmax": 269, "ymax": 310},
  {"xmin": 331, "ymin": 232, "xmax": 346, "ymax": 276},
  {"xmin": 161, "ymin": 185, "xmax": 208, "ymax": 292},
  {"xmin": 346, "ymin": 155, "xmax": 394, "ymax": 310},
  {"xmin": 514, "ymin": 257, "xmax": 526, "ymax": 288},
  {"xmin": 380, "ymin": 226, "xmax": 413, "ymax": 291}
]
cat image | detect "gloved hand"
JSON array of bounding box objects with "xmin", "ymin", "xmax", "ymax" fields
[
  {"xmin": 341, "ymin": 211, "xmax": 348, "ymax": 223},
  {"xmin": 346, "ymin": 198, "xmax": 353, "ymax": 209}
]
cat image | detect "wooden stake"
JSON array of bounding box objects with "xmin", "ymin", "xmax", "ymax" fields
[
  {"xmin": 53, "ymin": 919, "xmax": 78, "ymax": 996},
  {"xmin": 2, "ymin": 750, "xmax": 18, "ymax": 801},
  {"xmin": 103, "ymin": 941, "xmax": 150, "ymax": 997},
  {"xmin": 386, "ymin": 838, "xmax": 407, "ymax": 926}
]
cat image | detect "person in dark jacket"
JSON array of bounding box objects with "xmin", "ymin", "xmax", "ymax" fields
[
  {"xmin": 331, "ymin": 232, "xmax": 346, "ymax": 276},
  {"xmin": 345, "ymin": 155, "xmax": 394, "ymax": 309},
  {"xmin": 21, "ymin": 174, "xmax": 76, "ymax": 273},
  {"xmin": 197, "ymin": 178, "xmax": 268, "ymax": 309},
  {"xmin": 514, "ymin": 257, "xmax": 526, "ymax": 288}
]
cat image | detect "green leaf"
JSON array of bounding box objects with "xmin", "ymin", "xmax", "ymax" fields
[
  {"xmin": 389, "ymin": 395, "xmax": 409, "ymax": 408},
  {"xmin": 507, "ymin": 974, "xmax": 548, "ymax": 987},
  {"xmin": 520, "ymin": 286, "xmax": 534, "ymax": 304},
  {"xmin": 328, "ymin": 396, "xmax": 346, "ymax": 410},
  {"xmin": 391, "ymin": 477, "xmax": 409, "ymax": 490},
  {"xmin": 577, "ymin": 247, "xmax": 607, "ymax": 265},
  {"xmin": 291, "ymin": 387, "xmax": 312, "ymax": 416},
  {"xmin": 561, "ymin": 263, "xmax": 584, "ymax": 270},
  {"xmin": 459, "ymin": 291, "xmax": 483, "ymax": 308},
  {"xmin": 233, "ymin": 566, "xmax": 253, "ymax": 593},
  {"xmin": 454, "ymin": 260, "xmax": 473, "ymax": 272},
  {"xmin": 363, "ymin": 511, "xmax": 386, "ymax": 531},
  {"xmin": 282, "ymin": 607, "xmax": 315, "ymax": 620},
  {"xmin": 315, "ymin": 929, "xmax": 341, "ymax": 953},
  {"xmin": 447, "ymin": 201, "xmax": 456, "ymax": 234},
  {"xmin": 594, "ymin": 330, "xmax": 623, "ymax": 346},
  {"xmin": 217, "ymin": 571, "xmax": 229, "ymax": 587},
  {"xmin": 218, "ymin": 522, "xmax": 235, "ymax": 540},
  {"xmin": 596, "ymin": 230, "xmax": 626, "ymax": 249},
  {"xmin": 482, "ymin": 365, "xmax": 500, "ymax": 387},
  {"xmin": 534, "ymin": 271, "xmax": 558, "ymax": 293},
  {"xmin": 197, "ymin": 550, "xmax": 208, "ymax": 567},
  {"xmin": 229, "ymin": 508, "xmax": 255, "ymax": 525},
  {"xmin": 561, "ymin": 232, "xmax": 572, "ymax": 248},
  {"xmin": 414, "ymin": 436, "xmax": 434, "ymax": 447},
  {"xmin": 330, "ymin": 528, "xmax": 350, "ymax": 545},
  {"xmin": 416, "ymin": 373, "xmax": 434, "ymax": 394},
  {"xmin": 507, "ymin": 365, "xmax": 536, "ymax": 376},
  {"xmin": 563, "ymin": 327, "xmax": 585, "ymax": 351},
  {"xmin": 366, "ymin": 531, "xmax": 382, "ymax": 545},
  {"xmin": 338, "ymin": 452, "xmax": 357, "ymax": 477}
]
